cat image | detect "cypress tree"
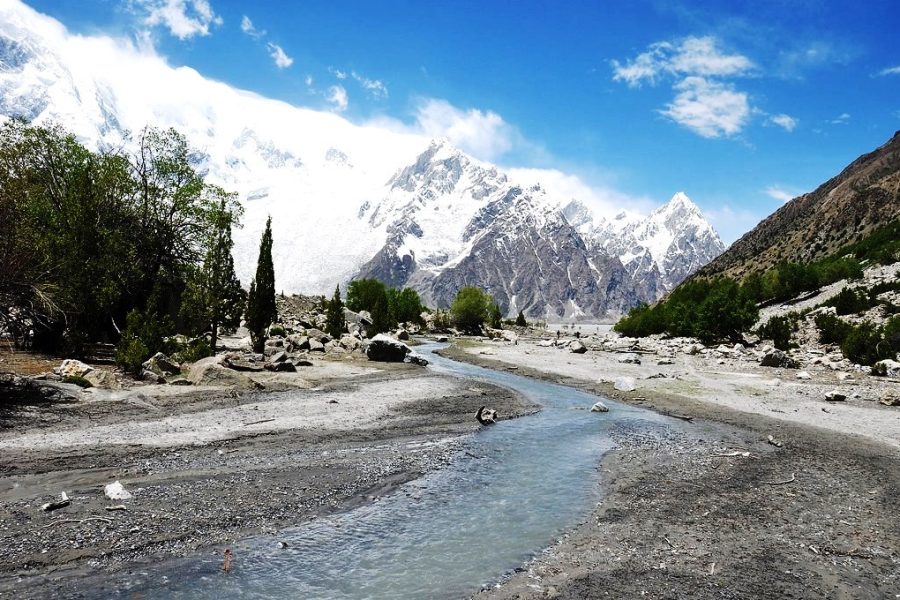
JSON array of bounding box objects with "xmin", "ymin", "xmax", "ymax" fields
[
  {"xmin": 515, "ymin": 310, "xmax": 527, "ymax": 327},
  {"xmin": 325, "ymin": 284, "xmax": 346, "ymax": 339},
  {"xmin": 370, "ymin": 293, "xmax": 390, "ymax": 337},
  {"xmin": 490, "ymin": 303, "xmax": 502, "ymax": 329},
  {"xmin": 246, "ymin": 217, "xmax": 277, "ymax": 352}
]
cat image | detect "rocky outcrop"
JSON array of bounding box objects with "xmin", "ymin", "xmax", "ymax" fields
[{"xmin": 365, "ymin": 334, "xmax": 410, "ymax": 362}]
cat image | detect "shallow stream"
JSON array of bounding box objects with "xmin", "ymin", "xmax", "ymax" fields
[{"xmin": 97, "ymin": 342, "xmax": 672, "ymax": 598}]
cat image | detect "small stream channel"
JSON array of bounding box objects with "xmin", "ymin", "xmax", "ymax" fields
[{"xmin": 97, "ymin": 343, "xmax": 674, "ymax": 598}]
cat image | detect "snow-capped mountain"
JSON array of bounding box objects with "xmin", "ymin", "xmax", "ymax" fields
[{"xmin": 0, "ymin": 0, "xmax": 725, "ymax": 318}]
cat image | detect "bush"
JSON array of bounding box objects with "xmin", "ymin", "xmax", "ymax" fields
[
  {"xmin": 826, "ymin": 287, "xmax": 870, "ymax": 316},
  {"xmin": 115, "ymin": 308, "xmax": 174, "ymax": 376},
  {"xmin": 815, "ymin": 314, "xmax": 852, "ymax": 345},
  {"xmin": 175, "ymin": 338, "xmax": 213, "ymax": 364},
  {"xmin": 840, "ymin": 322, "xmax": 885, "ymax": 366},
  {"xmin": 269, "ymin": 325, "xmax": 286, "ymax": 337},
  {"xmin": 515, "ymin": 310, "xmax": 527, "ymax": 327},
  {"xmin": 451, "ymin": 287, "xmax": 493, "ymax": 332},
  {"xmin": 884, "ymin": 315, "xmax": 900, "ymax": 354},
  {"xmin": 757, "ymin": 314, "xmax": 798, "ymax": 350}
]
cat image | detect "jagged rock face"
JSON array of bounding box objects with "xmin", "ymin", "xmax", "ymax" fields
[
  {"xmin": 697, "ymin": 131, "xmax": 900, "ymax": 280},
  {"xmin": 357, "ymin": 144, "xmax": 724, "ymax": 318}
]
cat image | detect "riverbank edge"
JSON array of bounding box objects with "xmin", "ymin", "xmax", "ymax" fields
[
  {"xmin": 0, "ymin": 362, "xmax": 540, "ymax": 597},
  {"xmin": 436, "ymin": 344, "xmax": 900, "ymax": 599}
]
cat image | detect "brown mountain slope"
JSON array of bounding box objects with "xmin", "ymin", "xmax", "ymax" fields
[{"xmin": 696, "ymin": 130, "xmax": 900, "ymax": 280}]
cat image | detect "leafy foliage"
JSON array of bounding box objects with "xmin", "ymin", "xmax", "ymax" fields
[
  {"xmin": 346, "ymin": 278, "xmax": 423, "ymax": 335},
  {"xmin": 757, "ymin": 313, "xmax": 800, "ymax": 350},
  {"xmin": 115, "ymin": 308, "xmax": 174, "ymax": 375},
  {"xmin": 489, "ymin": 303, "xmax": 503, "ymax": 329},
  {"xmin": 615, "ymin": 278, "xmax": 758, "ymax": 343},
  {"xmin": 450, "ymin": 287, "xmax": 493, "ymax": 332}
]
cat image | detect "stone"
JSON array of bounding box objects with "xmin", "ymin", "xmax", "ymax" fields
[
  {"xmin": 614, "ymin": 377, "xmax": 636, "ymax": 392},
  {"xmin": 55, "ymin": 359, "xmax": 93, "ymax": 379},
  {"xmin": 436, "ymin": 336, "xmax": 449, "ymax": 343},
  {"xmin": 223, "ymin": 355, "xmax": 265, "ymax": 372},
  {"xmin": 140, "ymin": 369, "xmax": 165, "ymax": 383},
  {"xmin": 590, "ymin": 401, "xmax": 609, "ymax": 413},
  {"xmin": 339, "ymin": 335, "xmax": 362, "ymax": 351},
  {"xmin": 142, "ymin": 352, "xmax": 180, "ymax": 376},
  {"xmin": 83, "ymin": 369, "xmax": 121, "ymax": 389},
  {"xmin": 872, "ymin": 359, "xmax": 900, "ymax": 378},
  {"xmin": 104, "ymin": 480, "xmax": 132, "ymax": 501},
  {"xmin": 306, "ymin": 328, "xmax": 331, "ymax": 344},
  {"xmin": 657, "ymin": 359, "xmax": 675, "ymax": 365},
  {"xmin": 396, "ymin": 329, "xmax": 410, "ymax": 341},
  {"xmin": 880, "ymin": 392, "xmax": 900, "ymax": 406},
  {"xmin": 169, "ymin": 378, "xmax": 192, "ymax": 386},
  {"xmin": 824, "ymin": 390, "xmax": 846, "ymax": 402},
  {"xmin": 618, "ymin": 353, "xmax": 641, "ymax": 365},
  {"xmin": 365, "ymin": 334, "xmax": 411, "ymax": 362},
  {"xmin": 407, "ymin": 353, "xmax": 429, "ymax": 366},
  {"xmin": 269, "ymin": 351, "xmax": 288, "ymax": 364},
  {"xmin": 188, "ymin": 356, "xmax": 258, "ymax": 388},
  {"xmin": 294, "ymin": 359, "xmax": 314, "ymax": 367},
  {"xmin": 760, "ymin": 349, "xmax": 799, "ymax": 369},
  {"xmin": 289, "ymin": 335, "xmax": 311, "ymax": 351},
  {"xmin": 796, "ymin": 371, "xmax": 812, "ymax": 380},
  {"xmin": 308, "ymin": 339, "xmax": 326, "ymax": 353},
  {"xmin": 569, "ymin": 340, "xmax": 587, "ymax": 354},
  {"xmin": 266, "ymin": 361, "xmax": 297, "ymax": 372}
]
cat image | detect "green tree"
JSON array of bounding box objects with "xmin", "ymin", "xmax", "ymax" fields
[
  {"xmin": 450, "ymin": 287, "xmax": 492, "ymax": 332},
  {"xmin": 180, "ymin": 196, "xmax": 246, "ymax": 351},
  {"xmin": 325, "ymin": 284, "xmax": 346, "ymax": 339},
  {"xmin": 246, "ymin": 217, "xmax": 277, "ymax": 352},
  {"xmin": 391, "ymin": 288, "xmax": 424, "ymax": 325},
  {"xmin": 346, "ymin": 278, "xmax": 388, "ymax": 313},
  {"xmin": 489, "ymin": 303, "xmax": 502, "ymax": 329},
  {"xmin": 515, "ymin": 310, "xmax": 527, "ymax": 327},
  {"xmin": 370, "ymin": 293, "xmax": 390, "ymax": 336}
]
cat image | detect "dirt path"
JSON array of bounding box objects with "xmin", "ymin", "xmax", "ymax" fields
[{"xmin": 0, "ymin": 361, "xmax": 537, "ymax": 598}]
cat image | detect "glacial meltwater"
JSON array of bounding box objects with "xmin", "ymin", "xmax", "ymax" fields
[{"xmin": 92, "ymin": 343, "xmax": 674, "ymax": 599}]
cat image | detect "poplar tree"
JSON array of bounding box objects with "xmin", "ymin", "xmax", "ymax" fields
[{"xmin": 246, "ymin": 217, "xmax": 277, "ymax": 352}]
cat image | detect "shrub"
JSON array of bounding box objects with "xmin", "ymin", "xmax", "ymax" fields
[
  {"xmin": 840, "ymin": 322, "xmax": 885, "ymax": 366},
  {"xmin": 269, "ymin": 325, "xmax": 286, "ymax": 337},
  {"xmin": 827, "ymin": 287, "xmax": 870, "ymax": 315},
  {"xmin": 175, "ymin": 338, "xmax": 212, "ymax": 364},
  {"xmin": 757, "ymin": 314, "xmax": 797, "ymax": 350},
  {"xmin": 115, "ymin": 308, "xmax": 174, "ymax": 376},
  {"xmin": 815, "ymin": 314, "xmax": 852, "ymax": 345},
  {"xmin": 515, "ymin": 310, "xmax": 527, "ymax": 327}
]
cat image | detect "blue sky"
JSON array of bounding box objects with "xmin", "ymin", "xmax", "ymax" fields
[{"xmin": 23, "ymin": 0, "xmax": 900, "ymax": 242}]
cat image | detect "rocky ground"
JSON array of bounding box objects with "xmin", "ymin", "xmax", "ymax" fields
[
  {"xmin": 0, "ymin": 355, "xmax": 536, "ymax": 598},
  {"xmin": 442, "ymin": 329, "xmax": 899, "ymax": 599}
]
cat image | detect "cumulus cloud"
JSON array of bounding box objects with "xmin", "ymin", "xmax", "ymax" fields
[
  {"xmin": 660, "ymin": 77, "xmax": 750, "ymax": 138},
  {"xmin": 326, "ymin": 85, "xmax": 348, "ymax": 112},
  {"xmin": 330, "ymin": 68, "xmax": 348, "ymax": 80},
  {"xmin": 137, "ymin": 0, "xmax": 222, "ymax": 40},
  {"xmin": 240, "ymin": 15, "xmax": 264, "ymax": 39},
  {"xmin": 267, "ymin": 43, "xmax": 293, "ymax": 69},
  {"xmin": 764, "ymin": 185, "xmax": 796, "ymax": 203},
  {"xmin": 878, "ymin": 65, "xmax": 900, "ymax": 76},
  {"xmin": 768, "ymin": 113, "xmax": 797, "ymax": 132},
  {"xmin": 411, "ymin": 99, "xmax": 516, "ymax": 161},
  {"xmin": 612, "ymin": 36, "xmax": 755, "ymax": 87}
]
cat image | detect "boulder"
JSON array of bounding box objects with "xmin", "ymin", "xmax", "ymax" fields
[
  {"xmin": 614, "ymin": 377, "xmax": 637, "ymax": 392},
  {"xmin": 872, "ymin": 359, "xmax": 900, "ymax": 378},
  {"xmin": 760, "ymin": 349, "xmax": 799, "ymax": 369},
  {"xmin": 407, "ymin": 353, "xmax": 429, "ymax": 366},
  {"xmin": 436, "ymin": 336, "xmax": 449, "ymax": 343},
  {"xmin": 140, "ymin": 369, "xmax": 165, "ymax": 384},
  {"xmin": 365, "ymin": 334, "xmax": 411, "ymax": 362},
  {"xmin": 880, "ymin": 392, "xmax": 900, "ymax": 406},
  {"xmin": 289, "ymin": 335, "xmax": 311, "ymax": 351},
  {"xmin": 142, "ymin": 352, "xmax": 180, "ymax": 376},
  {"xmin": 824, "ymin": 390, "xmax": 847, "ymax": 402},
  {"xmin": 657, "ymin": 359, "xmax": 675, "ymax": 365},
  {"xmin": 306, "ymin": 329, "xmax": 331, "ymax": 344},
  {"xmin": 223, "ymin": 355, "xmax": 265, "ymax": 372},
  {"xmin": 104, "ymin": 481, "xmax": 132, "ymax": 501},
  {"xmin": 308, "ymin": 339, "xmax": 326, "ymax": 353},
  {"xmin": 618, "ymin": 354, "xmax": 641, "ymax": 365},
  {"xmin": 294, "ymin": 359, "xmax": 314, "ymax": 367},
  {"xmin": 266, "ymin": 361, "xmax": 297, "ymax": 372},
  {"xmin": 188, "ymin": 356, "xmax": 257, "ymax": 388},
  {"xmin": 169, "ymin": 378, "xmax": 192, "ymax": 386},
  {"xmin": 83, "ymin": 369, "xmax": 121, "ymax": 390},
  {"xmin": 396, "ymin": 329, "xmax": 410, "ymax": 341},
  {"xmin": 269, "ymin": 351, "xmax": 289, "ymax": 364},
  {"xmin": 796, "ymin": 371, "xmax": 812, "ymax": 380},
  {"xmin": 569, "ymin": 340, "xmax": 587, "ymax": 354},
  {"xmin": 56, "ymin": 359, "xmax": 93, "ymax": 379},
  {"xmin": 590, "ymin": 401, "xmax": 609, "ymax": 413},
  {"xmin": 339, "ymin": 335, "xmax": 362, "ymax": 352}
]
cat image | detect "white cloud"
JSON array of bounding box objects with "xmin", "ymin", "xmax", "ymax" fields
[
  {"xmin": 138, "ymin": 0, "xmax": 222, "ymax": 40},
  {"xmin": 326, "ymin": 85, "xmax": 348, "ymax": 112},
  {"xmin": 267, "ymin": 43, "xmax": 293, "ymax": 69},
  {"xmin": 304, "ymin": 75, "xmax": 314, "ymax": 87},
  {"xmin": 878, "ymin": 65, "xmax": 900, "ymax": 76},
  {"xmin": 351, "ymin": 71, "xmax": 388, "ymax": 98},
  {"xmin": 764, "ymin": 185, "xmax": 796, "ymax": 203},
  {"xmin": 768, "ymin": 113, "xmax": 797, "ymax": 132},
  {"xmin": 411, "ymin": 99, "xmax": 515, "ymax": 161},
  {"xmin": 612, "ymin": 36, "xmax": 755, "ymax": 87},
  {"xmin": 830, "ymin": 112, "xmax": 850, "ymax": 125},
  {"xmin": 660, "ymin": 77, "xmax": 750, "ymax": 138},
  {"xmin": 240, "ymin": 15, "xmax": 264, "ymax": 39},
  {"xmin": 330, "ymin": 68, "xmax": 348, "ymax": 80}
]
